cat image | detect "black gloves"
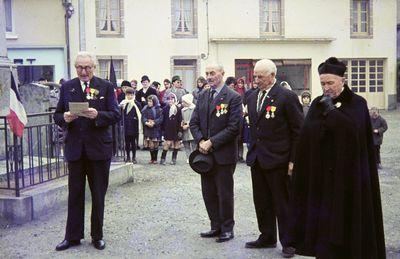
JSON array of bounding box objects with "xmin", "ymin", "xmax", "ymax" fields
[{"xmin": 319, "ymin": 95, "xmax": 335, "ymax": 116}]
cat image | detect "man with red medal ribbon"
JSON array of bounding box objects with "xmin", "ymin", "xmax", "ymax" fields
[
  {"xmin": 54, "ymin": 52, "xmax": 121, "ymax": 251},
  {"xmin": 245, "ymin": 59, "xmax": 303, "ymax": 258}
]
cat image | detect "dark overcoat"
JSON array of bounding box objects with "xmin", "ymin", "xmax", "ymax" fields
[
  {"xmin": 141, "ymin": 105, "xmax": 163, "ymax": 139},
  {"xmin": 162, "ymin": 105, "xmax": 182, "ymax": 141},
  {"xmin": 370, "ymin": 116, "xmax": 388, "ymax": 146},
  {"xmin": 287, "ymin": 85, "xmax": 386, "ymax": 258},
  {"xmin": 123, "ymin": 101, "xmax": 141, "ymax": 136}
]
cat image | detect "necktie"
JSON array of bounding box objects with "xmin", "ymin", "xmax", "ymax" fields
[
  {"xmin": 257, "ymin": 90, "xmax": 266, "ymax": 112},
  {"xmin": 210, "ymin": 89, "xmax": 216, "ymax": 102}
]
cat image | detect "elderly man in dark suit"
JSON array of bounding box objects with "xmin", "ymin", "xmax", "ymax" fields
[
  {"xmin": 54, "ymin": 52, "xmax": 121, "ymax": 251},
  {"xmin": 190, "ymin": 64, "xmax": 242, "ymax": 243},
  {"xmin": 245, "ymin": 59, "xmax": 303, "ymax": 258}
]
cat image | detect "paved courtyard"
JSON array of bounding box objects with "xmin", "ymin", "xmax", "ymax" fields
[{"xmin": 0, "ymin": 111, "xmax": 399, "ymax": 259}]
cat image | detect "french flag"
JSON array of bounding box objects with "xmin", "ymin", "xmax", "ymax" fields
[{"xmin": 6, "ymin": 71, "xmax": 27, "ymax": 137}]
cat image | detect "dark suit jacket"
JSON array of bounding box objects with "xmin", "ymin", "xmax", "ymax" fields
[
  {"xmin": 54, "ymin": 76, "xmax": 121, "ymax": 161},
  {"xmin": 190, "ymin": 85, "xmax": 242, "ymax": 165},
  {"xmin": 135, "ymin": 87, "xmax": 158, "ymax": 108},
  {"xmin": 246, "ymin": 82, "xmax": 303, "ymax": 170}
]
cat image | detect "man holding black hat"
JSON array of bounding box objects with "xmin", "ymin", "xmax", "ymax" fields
[
  {"xmin": 190, "ymin": 63, "xmax": 242, "ymax": 243},
  {"xmin": 135, "ymin": 75, "xmax": 158, "ymax": 108},
  {"xmin": 287, "ymin": 57, "xmax": 386, "ymax": 258}
]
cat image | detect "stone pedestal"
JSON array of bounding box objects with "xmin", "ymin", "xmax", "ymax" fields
[{"xmin": 0, "ymin": 0, "xmax": 12, "ymax": 116}]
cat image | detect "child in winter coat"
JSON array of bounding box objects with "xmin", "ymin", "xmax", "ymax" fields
[
  {"xmin": 181, "ymin": 94, "xmax": 196, "ymax": 163},
  {"xmin": 141, "ymin": 95, "xmax": 163, "ymax": 164},
  {"xmin": 119, "ymin": 87, "xmax": 141, "ymax": 163},
  {"xmin": 160, "ymin": 93, "xmax": 182, "ymax": 165}
]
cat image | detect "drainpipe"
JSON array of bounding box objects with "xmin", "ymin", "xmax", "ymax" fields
[
  {"xmin": 201, "ymin": 0, "xmax": 209, "ymax": 60},
  {"xmin": 62, "ymin": 0, "xmax": 74, "ymax": 79},
  {"xmin": 79, "ymin": 0, "xmax": 86, "ymax": 51}
]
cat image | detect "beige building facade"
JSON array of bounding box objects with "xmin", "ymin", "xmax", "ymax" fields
[{"xmin": 4, "ymin": 0, "xmax": 397, "ymax": 109}]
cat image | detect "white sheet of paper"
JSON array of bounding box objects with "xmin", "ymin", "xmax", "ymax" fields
[{"xmin": 69, "ymin": 102, "xmax": 89, "ymax": 116}]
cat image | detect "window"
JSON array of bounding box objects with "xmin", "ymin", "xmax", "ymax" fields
[
  {"xmin": 260, "ymin": 0, "xmax": 282, "ymax": 36},
  {"xmin": 5, "ymin": 0, "xmax": 12, "ymax": 32},
  {"xmin": 351, "ymin": 0, "xmax": 372, "ymax": 37},
  {"xmin": 96, "ymin": 0, "xmax": 123, "ymax": 36},
  {"xmin": 342, "ymin": 59, "xmax": 384, "ymax": 93},
  {"xmin": 172, "ymin": 0, "xmax": 197, "ymax": 37},
  {"xmin": 172, "ymin": 59, "xmax": 198, "ymax": 92},
  {"xmin": 97, "ymin": 59, "xmax": 124, "ymax": 80}
]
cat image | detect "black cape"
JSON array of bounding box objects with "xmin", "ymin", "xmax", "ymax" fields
[{"xmin": 288, "ymin": 85, "xmax": 385, "ymax": 258}]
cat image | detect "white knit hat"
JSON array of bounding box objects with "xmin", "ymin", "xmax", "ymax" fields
[{"xmin": 182, "ymin": 93, "xmax": 194, "ymax": 105}]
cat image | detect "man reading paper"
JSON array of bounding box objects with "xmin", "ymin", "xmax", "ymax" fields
[{"xmin": 54, "ymin": 52, "xmax": 121, "ymax": 251}]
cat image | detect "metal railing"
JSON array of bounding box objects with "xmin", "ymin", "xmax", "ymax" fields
[{"xmin": 0, "ymin": 111, "xmax": 125, "ymax": 197}]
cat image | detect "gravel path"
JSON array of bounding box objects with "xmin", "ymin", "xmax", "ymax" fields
[{"xmin": 1, "ymin": 111, "xmax": 399, "ymax": 259}]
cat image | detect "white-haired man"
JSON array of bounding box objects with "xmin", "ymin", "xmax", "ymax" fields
[
  {"xmin": 54, "ymin": 52, "xmax": 121, "ymax": 251},
  {"xmin": 245, "ymin": 59, "xmax": 303, "ymax": 258}
]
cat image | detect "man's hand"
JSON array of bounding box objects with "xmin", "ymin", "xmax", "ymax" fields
[
  {"xmin": 64, "ymin": 111, "xmax": 78, "ymax": 123},
  {"xmin": 288, "ymin": 162, "xmax": 294, "ymax": 176},
  {"xmin": 182, "ymin": 124, "xmax": 189, "ymax": 130},
  {"xmin": 199, "ymin": 139, "xmax": 213, "ymax": 154},
  {"xmin": 81, "ymin": 108, "xmax": 98, "ymax": 119}
]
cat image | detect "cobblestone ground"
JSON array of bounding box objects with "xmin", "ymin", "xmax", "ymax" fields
[{"xmin": 1, "ymin": 111, "xmax": 399, "ymax": 259}]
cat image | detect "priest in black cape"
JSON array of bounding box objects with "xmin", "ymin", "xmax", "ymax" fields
[{"xmin": 287, "ymin": 57, "xmax": 386, "ymax": 258}]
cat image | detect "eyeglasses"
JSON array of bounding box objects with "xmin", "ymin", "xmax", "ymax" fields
[{"xmin": 75, "ymin": 66, "xmax": 93, "ymax": 71}]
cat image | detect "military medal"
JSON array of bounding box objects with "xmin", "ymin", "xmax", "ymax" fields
[
  {"xmin": 270, "ymin": 106, "xmax": 276, "ymax": 118},
  {"xmin": 216, "ymin": 105, "xmax": 221, "ymax": 117},
  {"xmin": 90, "ymin": 88, "xmax": 96, "ymax": 99},
  {"xmin": 85, "ymin": 87, "xmax": 91, "ymax": 100},
  {"xmin": 265, "ymin": 106, "xmax": 272, "ymax": 119}
]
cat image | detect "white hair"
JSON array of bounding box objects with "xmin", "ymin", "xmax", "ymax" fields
[
  {"xmin": 206, "ymin": 63, "xmax": 224, "ymax": 73},
  {"xmin": 255, "ymin": 59, "xmax": 277, "ymax": 76},
  {"xmin": 75, "ymin": 51, "xmax": 97, "ymax": 67}
]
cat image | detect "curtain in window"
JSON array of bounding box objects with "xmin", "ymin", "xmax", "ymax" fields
[
  {"xmin": 114, "ymin": 60, "xmax": 122, "ymax": 79},
  {"xmin": 98, "ymin": 0, "xmax": 107, "ymax": 31},
  {"xmin": 110, "ymin": 0, "xmax": 120, "ymax": 32},
  {"xmin": 183, "ymin": 0, "xmax": 193, "ymax": 32},
  {"xmin": 270, "ymin": 0, "xmax": 280, "ymax": 33},
  {"xmin": 174, "ymin": 0, "xmax": 182, "ymax": 32}
]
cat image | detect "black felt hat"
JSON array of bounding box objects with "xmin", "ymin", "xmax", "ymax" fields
[
  {"xmin": 141, "ymin": 75, "xmax": 150, "ymax": 83},
  {"xmin": 189, "ymin": 150, "xmax": 214, "ymax": 175},
  {"xmin": 318, "ymin": 57, "xmax": 346, "ymax": 77}
]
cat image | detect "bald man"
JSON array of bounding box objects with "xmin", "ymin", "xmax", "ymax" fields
[
  {"xmin": 245, "ymin": 59, "xmax": 303, "ymax": 258},
  {"xmin": 190, "ymin": 64, "xmax": 242, "ymax": 243}
]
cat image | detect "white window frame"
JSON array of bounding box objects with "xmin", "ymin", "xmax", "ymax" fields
[
  {"xmin": 171, "ymin": 0, "xmax": 197, "ymax": 38},
  {"xmin": 96, "ymin": 0, "xmax": 124, "ymax": 37},
  {"xmin": 351, "ymin": 0, "xmax": 373, "ymax": 38},
  {"xmin": 96, "ymin": 57, "xmax": 127, "ymax": 81},
  {"xmin": 260, "ymin": 0, "xmax": 283, "ymax": 36},
  {"xmin": 342, "ymin": 59, "xmax": 384, "ymax": 93}
]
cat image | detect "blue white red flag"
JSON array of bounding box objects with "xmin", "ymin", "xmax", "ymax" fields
[{"xmin": 6, "ymin": 71, "xmax": 27, "ymax": 137}]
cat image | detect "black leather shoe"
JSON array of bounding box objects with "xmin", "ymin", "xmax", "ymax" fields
[
  {"xmin": 282, "ymin": 246, "xmax": 296, "ymax": 258},
  {"xmin": 55, "ymin": 239, "xmax": 81, "ymax": 251},
  {"xmin": 200, "ymin": 229, "xmax": 221, "ymax": 238},
  {"xmin": 216, "ymin": 231, "xmax": 234, "ymax": 243},
  {"xmin": 92, "ymin": 239, "xmax": 106, "ymax": 250},
  {"xmin": 245, "ymin": 239, "xmax": 277, "ymax": 248}
]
